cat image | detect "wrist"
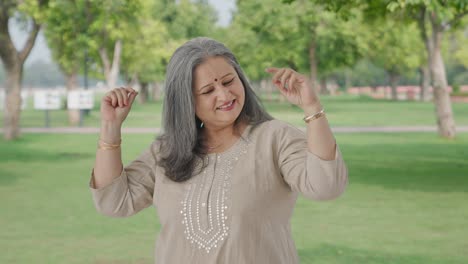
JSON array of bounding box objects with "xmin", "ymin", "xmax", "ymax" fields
[
  {"xmin": 100, "ymin": 122, "xmax": 122, "ymax": 144},
  {"xmin": 302, "ymin": 102, "xmax": 323, "ymax": 116}
]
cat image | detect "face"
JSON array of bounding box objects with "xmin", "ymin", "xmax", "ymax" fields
[{"xmin": 193, "ymin": 56, "xmax": 245, "ymax": 129}]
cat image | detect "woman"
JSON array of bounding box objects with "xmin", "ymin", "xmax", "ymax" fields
[{"xmin": 89, "ymin": 37, "xmax": 348, "ymax": 263}]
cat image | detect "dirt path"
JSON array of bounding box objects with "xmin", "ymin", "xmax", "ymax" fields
[{"xmin": 2, "ymin": 126, "xmax": 467, "ymax": 134}]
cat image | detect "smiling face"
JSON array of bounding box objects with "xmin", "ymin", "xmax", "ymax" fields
[{"xmin": 193, "ymin": 56, "xmax": 245, "ymax": 129}]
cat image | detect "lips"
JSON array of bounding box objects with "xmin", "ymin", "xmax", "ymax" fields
[{"xmin": 217, "ymin": 99, "xmax": 236, "ymax": 110}]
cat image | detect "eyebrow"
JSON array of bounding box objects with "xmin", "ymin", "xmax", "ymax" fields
[{"xmin": 199, "ymin": 73, "xmax": 234, "ymax": 91}]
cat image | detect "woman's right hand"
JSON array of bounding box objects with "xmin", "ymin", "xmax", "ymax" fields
[{"xmin": 100, "ymin": 87, "xmax": 138, "ymax": 126}]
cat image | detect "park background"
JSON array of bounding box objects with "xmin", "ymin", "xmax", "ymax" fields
[{"xmin": 1, "ymin": 0, "xmax": 467, "ymax": 263}]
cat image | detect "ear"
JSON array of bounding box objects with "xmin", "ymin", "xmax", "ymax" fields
[{"xmin": 195, "ymin": 116, "xmax": 203, "ymax": 128}]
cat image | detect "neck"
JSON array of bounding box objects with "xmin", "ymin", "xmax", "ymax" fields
[{"xmin": 202, "ymin": 122, "xmax": 247, "ymax": 152}]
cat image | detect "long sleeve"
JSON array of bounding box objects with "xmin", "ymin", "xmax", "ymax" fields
[
  {"xmin": 276, "ymin": 123, "xmax": 348, "ymax": 201},
  {"xmin": 89, "ymin": 141, "xmax": 158, "ymax": 217}
]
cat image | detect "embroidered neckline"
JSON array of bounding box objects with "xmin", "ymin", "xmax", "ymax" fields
[{"xmin": 181, "ymin": 137, "xmax": 250, "ymax": 253}]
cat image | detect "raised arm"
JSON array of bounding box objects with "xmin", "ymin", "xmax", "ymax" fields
[
  {"xmin": 93, "ymin": 87, "xmax": 138, "ymax": 189},
  {"xmin": 265, "ymin": 67, "xmax": 335, "ymax": 160},
  {"xmin": 266, "ymin": 67, "xmax": 348, "ymax": 200}
]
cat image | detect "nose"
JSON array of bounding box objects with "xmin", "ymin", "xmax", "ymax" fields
[{"xmin": 215, "ymin": 84, "xmax": 232, "ymax": 101}]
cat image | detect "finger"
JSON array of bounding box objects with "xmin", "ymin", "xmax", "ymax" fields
[
  {"xmin": 119, "ymin": 87, "xmax": 131, "ymax": 106},
  {"xmin": 288, "ymin": 74, "xmax": 297, "ymax": 93},
  {"xmin": 272, "ymin": 68, "xmax": 286, "ymax": 85},
  {"xmin": 273, "ymin": 76, "xmax": 289, "ymax": 95},
  {"xmin": 114, "ymin": 88, "xmax": 126, "ymax": 107},
  {"xmin": 116, "ymin": 87, "xmax": 131, "ymax": 106},
  {"xmin": 265, "ymin": 67, "xmax": 280, "ymax": 74},
  {"xmin": 108, "ymin": 91, "xmax": 118, "ymax": 107},
  {"xmin": 280, "ymin": 70, "xmax": 294, "ymax": 89},
  {"xmin": 297, "ymin": 75, "xmax": 305, "ymax": 83},
  {"xmin": 124, "ymin": 86, "xmax": 136, "ymax": 95},
  {"xmin": 103, "ymin": 94, "xmax": 112, "ymax": 104}
]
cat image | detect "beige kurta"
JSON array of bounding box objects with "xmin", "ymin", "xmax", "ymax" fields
[{"xmin": 89, "ymin": 119, "xmax": 348, "ymax": 263}]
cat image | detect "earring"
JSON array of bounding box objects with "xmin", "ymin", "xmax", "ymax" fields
[{"xmin": 200, "ymin": 122, "xmax": 204, "ymax": 128}]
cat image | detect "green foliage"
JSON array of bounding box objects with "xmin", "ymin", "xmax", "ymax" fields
[
  {"xmin": 161, "ymin": 0, "xmax": 218, "ymax": 39},
  {"xmin": 366, "ymin": 19, "xmax": 423, "ymax": 77},
  {"xmin": 44, "ymin": 0, "xmax": 87, "ymax": 75},
  {"xmin": 17, "ymin": 0, "xmax": 50, "ymax": 23},
  {"xmin": 451, "ymin": 23, "xmax": 468, "ymax": 68},
  {"xmin": 224, "ymin": 0, "xmax": 366, "ymax": 80},
  {"xmin": 43, "ymin": 0, "xmax": 144, "ymax": 80},
  {"xmin": 119, "ymin": 1, "xmax": 174, "ymax": 83},
  {"xmin": 347, "ymin": 59, "xmax": 388, "ymax": 87},
  {"xmin": 387, "ymin": 0, "xmax": 468, "ymax": 25},
  {"xmin": 119, "ymin": 0, "xmax": 219, "ymax": 84}
]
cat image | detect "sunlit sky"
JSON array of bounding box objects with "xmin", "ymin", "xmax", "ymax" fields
[{"xmin": 9, "ymin": 0, "xmax": 235, "ymax": 66}]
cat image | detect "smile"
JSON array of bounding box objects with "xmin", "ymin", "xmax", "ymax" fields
[{"xmin": 217, "ymin": 100, "xmax": 236, "ymax": 111}]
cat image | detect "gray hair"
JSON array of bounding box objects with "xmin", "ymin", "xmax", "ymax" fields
[{"xmin": 157, "ymin": 37, "xmax": 272, "ymax": 182}]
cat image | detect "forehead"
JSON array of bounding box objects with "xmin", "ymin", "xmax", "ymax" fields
[{"xmin": 193, "ymin": 56, "xmax": 234, "ymax": 83}]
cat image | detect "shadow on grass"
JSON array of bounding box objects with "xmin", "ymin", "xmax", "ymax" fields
[
  {"xmin": 298, "ymin": 243, "xmax": 464, "ymax": 264},
  {"xmin": 0, "ymin": 147, "xmax": 92, "ymax": 163},
  {"xmin": 0, "ymin": 136, "xmax": 93, "ymax": 185},
  {"xmin": 341, "ymin": 135, "xmax": 468, "ymax": 193}
]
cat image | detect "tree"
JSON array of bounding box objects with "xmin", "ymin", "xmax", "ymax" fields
[
  {"xmin": 82, "ymin": 0, "xmax": 143, "ymax": 90},
  {"xmin": 388, "ymin": 0, "xmax": 468, "ymax": 138},
  {"xmin": 127, "ymin": 0, "xmax": 218, "ymax": 103},
  {"xmin": 44, "ymin": 0, "xmax": 88, "ymax": 125},
  {"xmin": 309, "ymin": 0, "xmax": 467, "ymax": 138},
  {"xmin": 120, "ymin": 0, "xmax": 177, "ymax": 103},
  {"xmin": 228, "ymin": 0, "xmax": 365, "ymax": 95},
  {"xmin": 366, "ymin": 20, "xmax": 422, "ymax": 100},
  {"xmin": 0, "ymin": 0, "xmax": 48, "ymax": 140}
]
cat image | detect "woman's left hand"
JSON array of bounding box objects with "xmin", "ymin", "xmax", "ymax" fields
[{"xmin": 266, "ymin": 67, "xmax": 321, "ymax": 113}]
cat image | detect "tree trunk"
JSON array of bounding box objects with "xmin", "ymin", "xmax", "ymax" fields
[
  {"xmin": 419, "ymin": 64, "xmax": 431, "ymax": 101},
  {"xmin": 418, "ymin": 8, "xmax": 455, "ymax": 138},
  {"xmin": 0, "ymin": 15, "xmax": 40, "ymax": 140},
  {"xmin": 139, "ymin": 82, "xmax": 149, "ymax": 104},
  {"xmin": 65, "ymin": 72, "xmax": 80, "ymax": 126},
  {"xmin": 4, "ymin": 65, "xmax": 23, "ymax": 139},
  {"xmin": 430, "ymin": 30, "xmax": 456, "ymax": 138},
  {"xmin": 99, "ymin": 39, "xmax": 122, "ymax": 89},
  {"xmin": 308, "ymin": 38, "xmax": 319, "ymax": 94},
  {"xmin": 389, "ymin": 71, "xmax": 399, "ymax": 100}
]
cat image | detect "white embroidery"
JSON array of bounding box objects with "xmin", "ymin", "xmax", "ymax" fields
[{"xmin": 181, "ymin": 139, "xmax": 249, "ymax": 253}]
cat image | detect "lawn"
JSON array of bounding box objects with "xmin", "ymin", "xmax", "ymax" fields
[
  {"xmin": 2, "ymin": 94, "xmax": 468, "ymax": 128},
  {"xmin": 1, "ymin": 132, "xmax": 467, "ymax": 263}
]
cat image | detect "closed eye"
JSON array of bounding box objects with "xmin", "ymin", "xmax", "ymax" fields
[
  {"xmin": 202, "ymin": 89, "xmax": 214, "ymax": 94},
  {"xmin": 223, "ymin": 78, "xmax": 235, "ymax": 86}
]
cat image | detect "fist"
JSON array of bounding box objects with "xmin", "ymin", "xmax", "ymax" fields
[{"xmin": 100, "ymin": 87, "xmax": 138, "ymax": 125}]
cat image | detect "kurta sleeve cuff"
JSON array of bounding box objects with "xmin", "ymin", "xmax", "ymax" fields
[
  {"xmin": 89, "ymin": 169, "xmax": 135, "ymax": 217},
  {"xmin": 302, "ymin": 144, "xmax": 348, "ymax": 201}
]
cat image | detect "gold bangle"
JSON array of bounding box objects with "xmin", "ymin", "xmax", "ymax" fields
[
  {"xmin": 98, "ymin": 144, "xmax": 121, "ymax": 150},
  {"xmin": 98, "ymin": 139, "xmax": 121, "ymax": 150},
  {"xmin": 303, "ymin": 109, "xmax": 325, "ymax": 123}
]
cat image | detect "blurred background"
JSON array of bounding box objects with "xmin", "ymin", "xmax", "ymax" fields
[{"xmin": 1, "ymin": 0, "xmax": 467, "ymax": 263}]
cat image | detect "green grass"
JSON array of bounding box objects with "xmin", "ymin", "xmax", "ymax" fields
[
  {"xmin": 1, "ymin": 132, "xmax": 467, "ymax": 263},
  {"xmin": 2, "ymin": 94, "xmax": 468, "ymax": 128}
]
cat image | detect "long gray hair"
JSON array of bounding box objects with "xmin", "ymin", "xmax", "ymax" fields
[{"xmin": 157, "ymin": 37, "xmax": 272, "ymax": 182}]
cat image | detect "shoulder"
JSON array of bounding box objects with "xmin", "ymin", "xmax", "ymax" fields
[
  {"xmin": 249, "ymin": 119, "xmax": 305, "ymax": 142},
  {"xmin": 137, "ymin": 139, "xmax": 162, "ymax": 163},
  {"xmin": 253, "ymin": 119, "xmax": 304, "ymax": 134}
]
